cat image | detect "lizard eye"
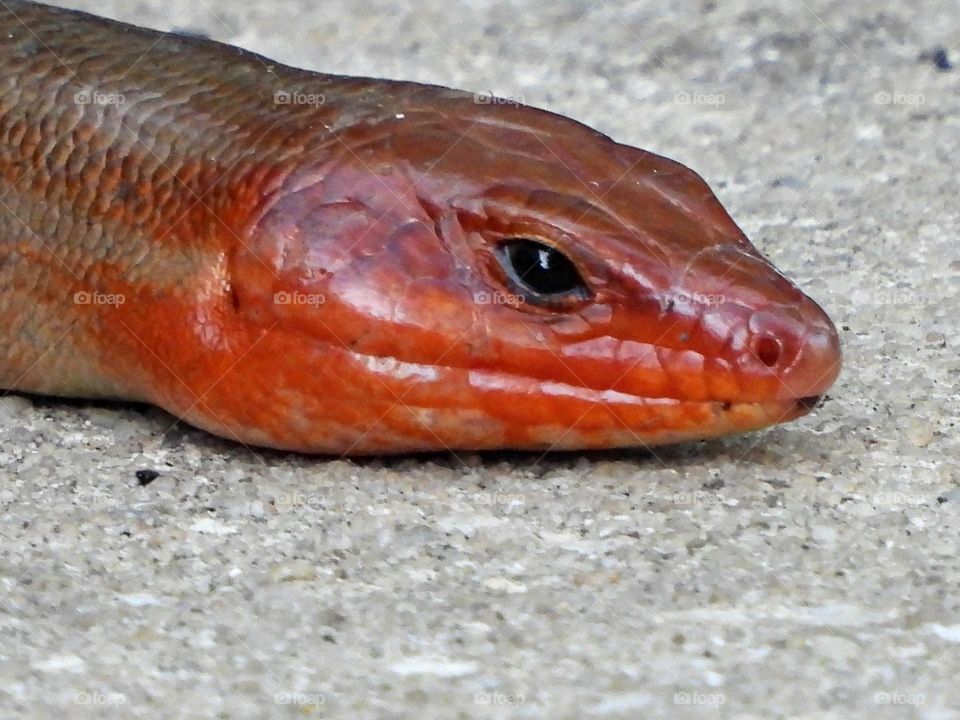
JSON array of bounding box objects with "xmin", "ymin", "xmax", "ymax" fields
[{"xmin": 495, "ymin": 238, "xmax": 591, "ymax": 304}]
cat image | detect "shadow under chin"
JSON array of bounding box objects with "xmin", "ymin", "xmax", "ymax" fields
[
  {"xmin": 8, "ymin": 390, "xmax": 825, "ymax": 473},
  {"xmin": 355, "ymin": 430, "xmax": 798, "ymax": 474}
]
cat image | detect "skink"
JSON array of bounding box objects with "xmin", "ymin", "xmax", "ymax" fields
[{"xmin": 0, "ymin": 1, "xmax": 841, "ymax": 454}]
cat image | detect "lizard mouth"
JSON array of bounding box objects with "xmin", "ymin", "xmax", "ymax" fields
[
  {"xmin": 346, "ymin": 356, "xmax": 833, "ymax": 450},
  {"xmin": 651, "ymin": 395, "xmax": 827, "ymax": 446}
]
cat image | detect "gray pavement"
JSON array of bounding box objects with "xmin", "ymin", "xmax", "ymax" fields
[{"xmin": 1, "ymin": 0, "xmax": 958, "ymax": 718}]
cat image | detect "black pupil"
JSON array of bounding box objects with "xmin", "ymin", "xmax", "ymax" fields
[{"xmin": 500, "ymin": 239, "xmax": 585, "ymax": 297}]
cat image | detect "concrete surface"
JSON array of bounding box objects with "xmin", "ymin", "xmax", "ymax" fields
[{"xmin": 1, "ymin": 0, "xmax": 958, "ymax": 718}]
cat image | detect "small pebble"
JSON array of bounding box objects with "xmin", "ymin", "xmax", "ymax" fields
[
  {"xmin": 932, "ymin": 47, "xmax": 953, "ymax": 71},
  {"xmin": 905, "ymin": 423, "xmax": 935, "ymax": 448},
  {"xmin": 267, "ymin": 560, "xmax": 318, "ymax": 583},
  {"xmin": 135, "ymin": 469, "xmax": 160, "ymax": 485},
  {"xmin": 0, "ymin": 394, "xmax": 34, "ymax": 420},
  {"xmin": 920, "ymin": 46, "xmax": 953, "ymax": 71},
  {"xmin": 483, "ymin": 577, "xmax": 528, "ymax": 594}
]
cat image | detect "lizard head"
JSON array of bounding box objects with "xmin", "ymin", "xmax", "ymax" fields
[{"xmin": 227, "ymin": 88, "xmax": 841, "ymax": 454}]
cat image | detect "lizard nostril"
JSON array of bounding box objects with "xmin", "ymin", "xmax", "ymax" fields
[{"xmin": 752, "ymin": 335, "xmax": 783, "ymax": 368}]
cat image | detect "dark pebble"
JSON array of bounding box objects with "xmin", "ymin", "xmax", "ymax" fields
[
  {"xmin": 933, "ymin": 48, "xmax": 952, "ymax": 71},
  {"xmin": 136, "ymin": 469, "xmax": 160, "ymax": 486},
  {"xmin": 921, "ymin": 47, "xmax": 952, "ymax": 71}
]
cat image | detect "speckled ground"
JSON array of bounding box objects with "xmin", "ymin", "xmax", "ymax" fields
[{"xmin": 1, "ymin": 1, "xmax": 958, "ymax": 718}]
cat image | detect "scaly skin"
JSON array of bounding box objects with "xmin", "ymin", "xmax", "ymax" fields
[{"xmin": 0, "ymin": 0, "xmax": 841, "ymax": 454}]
